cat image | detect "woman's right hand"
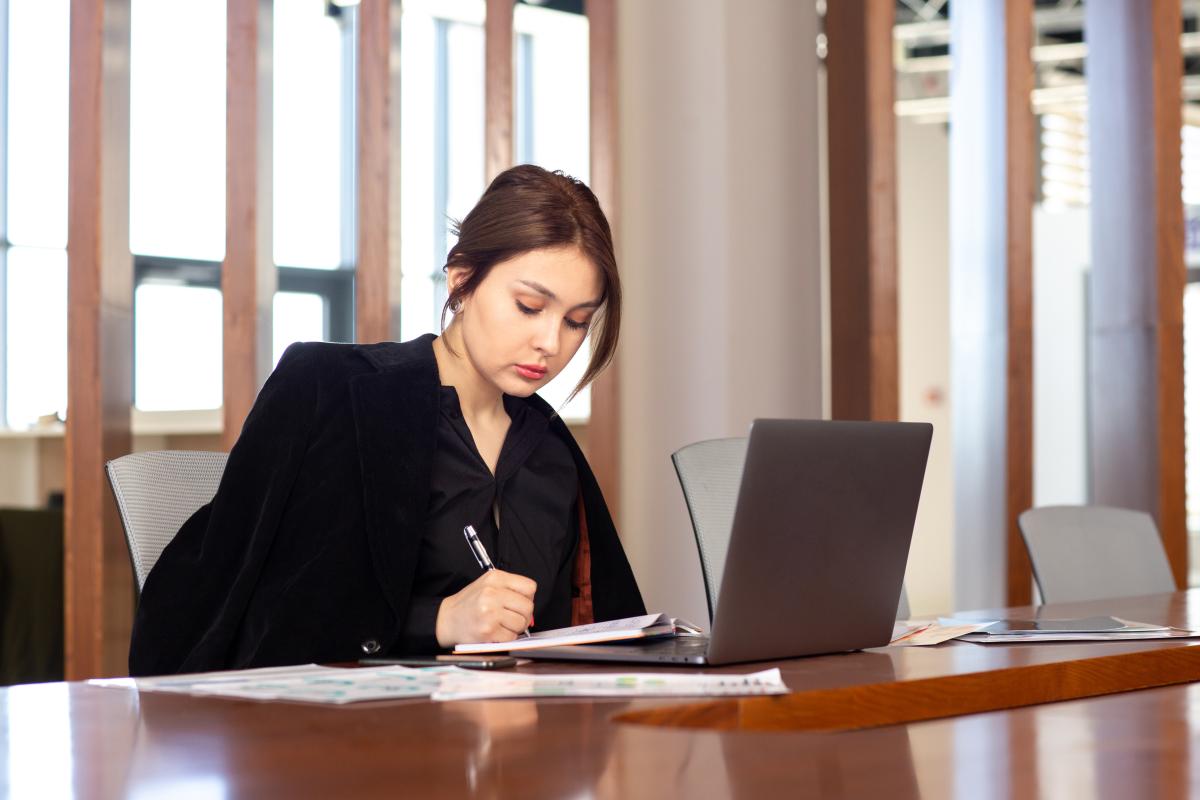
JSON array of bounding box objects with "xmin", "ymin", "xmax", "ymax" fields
[{"xmin": 435, "ymin": 570, "xmax": 537, "ymax": 648}]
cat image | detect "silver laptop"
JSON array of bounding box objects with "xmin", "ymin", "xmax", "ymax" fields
[{"xmin": 523, "ymin": 419, "xmax": 933, "ymax": 666}]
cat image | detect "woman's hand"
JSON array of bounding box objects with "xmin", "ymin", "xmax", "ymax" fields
[{"xmin": 435, "ymin": 570, "xmax": 537, "ymax": 647}]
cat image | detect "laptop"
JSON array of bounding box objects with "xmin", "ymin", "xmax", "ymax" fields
[{"xmin": 522, "ymin": 419, "xmax": 933, "ymax": 666}]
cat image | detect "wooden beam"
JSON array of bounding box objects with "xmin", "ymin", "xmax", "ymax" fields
[
  {"xmin": 484, "ymin": 0, "xmax": 514, "ymax": 183},
  {"xmin": 1005, "ymin": 0, "xmax": 1035, "ymax": 606},
  {"xmin": 585, "ymin": 0, "xmax": 620, "ymax": 519},
  {"xmin": 356, "ymin": 0, "xmax": 402, "ymax": 344},
  {"xmin": 65, "ymin": 0, "xmax": 133, "ymax": 679},
  {"xmin": 827, "ymin": 0, "xmax": 898, "ymax": 422},
  {"xmin": 223, "ymin": 0, "xmax": 274, "ymax": 449},
  {"xmin": 1086, "ymin": 0, "xmax": 1186, "ymax": 587},
  {"xmin": 1153, "ymin": 0, "xmax": 1187, "ymax": 589}
]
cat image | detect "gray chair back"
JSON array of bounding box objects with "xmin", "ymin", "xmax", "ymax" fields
[
  {"xmin": 1017, "ymin": 505, "xmax": 1176, "ymax": 604},
  {"xmin": 673, "ymin": 436, "xmax": 914, "ymax": 624},
  {"xmin": 896, "ymin": 585, "xmax": 911, "ymax": 620},
  {"xmin": 105, "ymin": 450, "xmax": 228, "ymax": 594},
  {"xmin": 671, "ymin": 438, "xmax": 748, "ymax": 623}
]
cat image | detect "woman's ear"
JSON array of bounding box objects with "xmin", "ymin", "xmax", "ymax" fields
[{"xmin": 446, "ymin": 265, "xmax": 472, "ymax": 298}]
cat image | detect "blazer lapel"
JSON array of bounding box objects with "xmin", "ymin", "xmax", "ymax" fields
[{"xmin": 349, "ymin": 337, "xmax": 440, "ymax": 637}]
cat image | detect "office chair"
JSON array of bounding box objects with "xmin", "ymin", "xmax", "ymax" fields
[
  {"xmin": 105, "ymin": 450, "xmax": 228, "ymax": 595},
  {"xmin": 1017, "ymin": 505, "xmax": 1176, "ymax": 604},
  {"xmin": 672, "ymin": 436, "xmax": 913, "ymax": 623}
]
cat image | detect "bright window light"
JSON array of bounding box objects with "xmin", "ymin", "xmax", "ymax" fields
[
  {"xmin": 6, "ymin": 0, "xmax": 69, "ymax": 249},
  {"xmin": 5, "ymin": 248, "xmax": 67, "ymax": 428},
  {"xmin": 274, "ymin": 0, "xmax": 344, "ymax": 269},
  {"xmin": 129, "ymin": 0, "xmax": 226, "ymax": 260},
  {"xmin": 134, "ymin": 284, "xmax": 222, "ymax": 411},
  {"xmin": 273, "ymin": 291, "xmax": 326, "ymax": 365}
]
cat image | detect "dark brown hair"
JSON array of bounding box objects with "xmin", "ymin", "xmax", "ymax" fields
[{"xmin": 442, "ymin": 164, "xmax": 621, "ymax": 399}]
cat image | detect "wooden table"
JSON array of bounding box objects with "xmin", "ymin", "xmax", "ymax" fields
[{"xmin": 5, "ymin": 592, "xmax": 1200, "ymax": 798}]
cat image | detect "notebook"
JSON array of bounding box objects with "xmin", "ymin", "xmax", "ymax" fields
[
  {"xmin": 453, "ymin": 613, "xmax": 700, "ymax": 654},
  {"xmin": 521, "ymin": 419, "xmax": 933, "ymax": 666}
]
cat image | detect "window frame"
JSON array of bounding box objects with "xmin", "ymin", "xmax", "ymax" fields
[{"xmin": 0, "ymin": 0, "xmax": 10, "ymax": 426}]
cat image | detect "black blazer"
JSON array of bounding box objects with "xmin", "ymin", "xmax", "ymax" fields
[{"xmin": 128, "ymin": 334, "xmax": 645, "ymax": 675}]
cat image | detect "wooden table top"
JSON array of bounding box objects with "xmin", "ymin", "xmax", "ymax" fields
[{"xmin": 5, "ymin": 591, "xmax": 1200, "ymax": 798}]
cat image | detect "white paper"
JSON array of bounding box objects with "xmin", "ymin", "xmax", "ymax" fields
[
  {"xmin": 889, "ymin": 621, "xmax": 991, "ymax": 646},
  {"xmin": 429, "ymin": 667, "xmax": 789, "ymax": 701}
]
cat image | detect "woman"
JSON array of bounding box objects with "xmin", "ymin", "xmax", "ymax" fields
[{"xmin": 129, "ymin": 165, "xmax": 645, "ymax": 675}]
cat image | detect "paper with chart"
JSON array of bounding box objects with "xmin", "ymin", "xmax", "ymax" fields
[
  {"xmin": 430, "ymin": 667, "xmax": 788, "ymax": 701},
  {"xmin": 89, "ymin": 663, "xmax": 787, "ymax": 705},
  {"xmin": 91, "ymin": 664, "xmax": 443, "ymax": 704}
]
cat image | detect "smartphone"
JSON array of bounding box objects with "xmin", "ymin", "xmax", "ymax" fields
[{"xmin": 359, "ymin": 655, "xmax": 518, "ymax": 670}]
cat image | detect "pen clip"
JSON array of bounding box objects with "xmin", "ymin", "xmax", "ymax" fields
[{"xmin": 463, "ymin": 524, "xmax": 494, "ymax": 571}]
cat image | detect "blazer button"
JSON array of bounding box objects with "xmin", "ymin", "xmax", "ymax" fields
[{"xmin": 360, "ymin": 638, "xmax": 381, "ymax": 655}]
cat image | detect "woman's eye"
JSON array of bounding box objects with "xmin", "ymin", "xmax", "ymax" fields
[
  {"xmin": 515, "ymin": 300, "xmax": 541, "ymax": 316},
  {"xmin": 564, "ymin": 318, "xmax": 590, "ymax": 332}
]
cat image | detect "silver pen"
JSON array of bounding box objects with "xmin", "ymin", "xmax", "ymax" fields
[{"xmin": 463, "ymin": 525, "xmax": 530, "ymax": 637}]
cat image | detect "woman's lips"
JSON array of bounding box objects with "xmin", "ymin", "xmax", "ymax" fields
[{"xmin": 515, "ymin": 364, "xmax": 547, "ymax": 380}]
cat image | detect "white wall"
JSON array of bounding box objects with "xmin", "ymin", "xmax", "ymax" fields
[
  {"xmin": 897, "ymin": 117, "xmax": 955, "ymax": 616},
  {"xmin": 616, "ymin": 0, "xmax": 824, "ymax": 625}
]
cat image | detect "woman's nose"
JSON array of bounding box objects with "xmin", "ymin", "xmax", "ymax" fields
[{"xmin": 534, "ymin": 319, "xmax": 560, "ymax": 356}]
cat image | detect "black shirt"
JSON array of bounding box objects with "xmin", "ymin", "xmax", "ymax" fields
[{"xmin": 400, "ymin": 386, "xmax": 579, "ymax": 652}]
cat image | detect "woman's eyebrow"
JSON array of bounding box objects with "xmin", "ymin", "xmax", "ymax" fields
[{"xmin": 516, "ymin": 280, "xmax": 602, "ymax": 310}]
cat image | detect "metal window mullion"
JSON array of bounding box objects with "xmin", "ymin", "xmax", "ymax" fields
[
  {"xmin": 516, "ymin": 32, "xmax": 532, "ymax": 164},
  {"xmin": 432, "ymin": 18, "xmax": 449, "ymax": 324},
  {"xmin": 340, "ymin": 5, "xmax": 358, "ymax": 272},
  {"xmin": 0, "ymin": 0, "xmax": 10, "ymax": 427}
]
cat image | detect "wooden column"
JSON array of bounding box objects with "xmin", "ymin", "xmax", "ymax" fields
[
  {"xmin": 1005, "ymin": 0, "xmax": 1035, "ymax": 606},
  {"xmin": 65, "ymin": 0, "xmax": 133, "ymax": 679},
  {"xmin": 223, "ymin": 0, "xmax": 274, "ymax": 449},
  {"xmin": 355, "ymin": 0, "xmax": 403, "ymax": 344},
  {"xmin": 586, "ymin": 0, "xmax": 620, "ymax": 517},
  {"xmin": 826, "ymin": 0, "xmax": 898, "ymax": 422},
  {"xmin": 484, "ymin": 0, "xmax": 514, "ymax": 183},
  {"xmin": 1086, "ymin": 0, "xmax": 1186, "ymax": 587}
]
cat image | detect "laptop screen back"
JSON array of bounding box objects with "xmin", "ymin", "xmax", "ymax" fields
[{"xmin": 706, "ymin": 419, "xmax": 932, "ymax": 665}]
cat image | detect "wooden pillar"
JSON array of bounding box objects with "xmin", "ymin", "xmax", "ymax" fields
[
  {"xmin": 1086, "ymin": 0, "xmax": 1186, "ymax": 588},
  {"xmin": 484, "ymin": 0, "xmax": 513, "ymax": 183},
  {"xmin": 826, "ymin": 0, "xmax": 898, "ymax": 422},
  {"xmin": 223, "ymin": 0, "xmax": 274, "ymax": 449},
  {"xmin": 355, "ymin": 0, "xmax": 403, "ymax": 344},
  {"xmin": 949, "ymin": 1, "xmax": 1034, "ymax": 610},
  {"xmin": 586, "ymin": 0, "xmax": 620, "ymax": 517},
  {"xmin": 65, "ymin": 0, "xmax": 133, "ymax": 679},
  {"xmin": 1005, "ymin": 0, "xmax": 1035, "ymax": 606}
]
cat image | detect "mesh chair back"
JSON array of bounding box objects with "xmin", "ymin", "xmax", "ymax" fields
[
  {"xmin": 671, "ymin": 438, "xmax": 748, "ymax": 623},
  {"xmin": 105, "ymin": 450, "xmax": 228, "ymax": 593},
  {"xmin": 1018, "ymin": 505, "xmax": 1176, "ymax": 604}
]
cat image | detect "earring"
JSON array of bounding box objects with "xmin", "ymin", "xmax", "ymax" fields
[{"xmin": 449, "ymin": 298, "xmax": 462, "ymax": 313}]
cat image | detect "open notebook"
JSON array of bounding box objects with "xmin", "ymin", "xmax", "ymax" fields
[{"xmin": 453, "ymin": 613, "xmax": 699, "ymax": 654}]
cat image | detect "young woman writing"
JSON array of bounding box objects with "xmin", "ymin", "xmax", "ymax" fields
[{"xmin": 129, "ymin": 165, "xmax": 645, "ymax": 675}]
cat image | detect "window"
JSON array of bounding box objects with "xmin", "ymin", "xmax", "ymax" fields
[
  {"xmin": 400, "ymin": 0, "xmax": 593, "ymax": 420},
  {"xmin": 3, "ymin": 0, "xmax": 69, "ymax": 428},
  {"xmin": 0, "ymin": 0, "xmax": 595, "ymax": 426},
  {"xmin": 131, "ymin": 0, "xmax": 352, "ymax": 412}
]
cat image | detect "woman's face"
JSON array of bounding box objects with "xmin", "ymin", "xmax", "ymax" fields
[{"xmin": 450, "ymin": 245, "xmax": 602, "ymax": 398}]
